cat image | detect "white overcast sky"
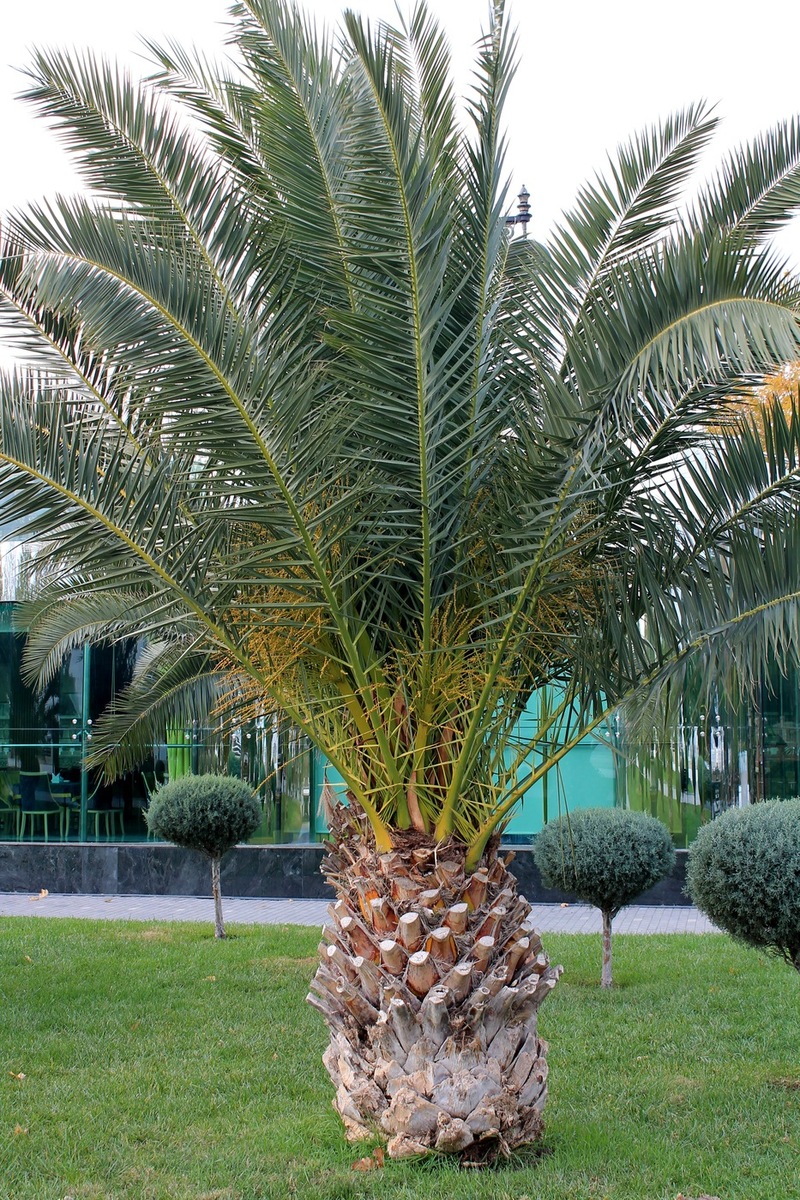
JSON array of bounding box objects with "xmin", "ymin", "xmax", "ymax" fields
[{"xmin": 2, "ymin": 0, "xmax": 800, "ymax": 256}]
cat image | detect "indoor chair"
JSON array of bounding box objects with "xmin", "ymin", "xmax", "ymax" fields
[
  {"xmin": 17, "ymin": 772, "xmax": 61, "ymax": 842},
  {"xmin": 86, "ymin": 782, "xmax": 125, "ymax": 840},
  {"xmin": 0, "ymin": 771, "xmax": 20, "ymax": 838}
]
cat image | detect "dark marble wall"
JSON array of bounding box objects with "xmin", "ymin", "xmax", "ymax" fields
[
  {"xmin": 0, "ymin": 842, "xmax": 692, "ymax": 905},
  {"xmin": 0, "ymin": 842, "xmax": 333, "ymax": 899}
]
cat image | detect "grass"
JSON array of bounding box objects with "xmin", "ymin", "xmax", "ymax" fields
[{"xmin": 1, "ymin": 919, "xmax": 799, "ymax": 1200}]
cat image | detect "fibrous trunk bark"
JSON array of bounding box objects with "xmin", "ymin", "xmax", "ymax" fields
[
  {"xmin": 308, "ymin": 806, "xmax": 562, "ymax": 1163},
  {"xmin": 211, "ymin": 857, "xmax": 225, "ymax": 939},
  {"xmin": 601, "ymin": 910, "xmax": 612, "ymax": 987}
]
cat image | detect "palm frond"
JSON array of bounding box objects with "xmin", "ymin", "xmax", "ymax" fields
[
  {"xmin": 87, "ymin": 641, "xmax": 225, "ymax": 779},
  {"xmin": 691, "ymin": 117, "xmax": 800, "ymax": 243},
  {"xmin": 3, "ymin": 0, "xmax": 800, "ymax": 855}
]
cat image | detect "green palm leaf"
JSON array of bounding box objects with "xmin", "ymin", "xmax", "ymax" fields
[{"xmin": 2, "ymin": 0, "xmax": 800, "ymax": 859}]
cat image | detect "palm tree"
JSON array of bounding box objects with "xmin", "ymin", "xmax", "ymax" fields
[{"xmin": 3, "ymin": 0, "xmax": 800, "ymax": 1162}]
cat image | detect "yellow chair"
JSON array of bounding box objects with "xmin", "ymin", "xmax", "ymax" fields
[
  {"xmin": 17, "ymin": 772, "xmax": 61, "ymax": 842},
  {"xmin": 86, "ymin": 783, "xmax": 125, "ymax": 840},
  {"xmin": 53, "ymin": 789, "xmax": 81, "ymax": 839},
  {"xmin": 0, "ymin": 771, "xmax": 20, "ymax": 838}
]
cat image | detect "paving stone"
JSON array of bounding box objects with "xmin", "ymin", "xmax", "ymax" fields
[{"xmin": 0, "ymin": 892, "xmax": 718, "ymax": 932}]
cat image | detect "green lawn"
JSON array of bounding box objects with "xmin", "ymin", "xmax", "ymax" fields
[{"xmin": 1, "ymin": 918, "xmax": 798, "ymax": 1200}]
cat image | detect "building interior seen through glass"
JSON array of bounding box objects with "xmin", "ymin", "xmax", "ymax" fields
[
  {"xmin": 0, "ymin": 603, "xmax": 315, "ymax": 844},
  {"xmin": 620, "ymin": 667, "xmax": 800, "ymax": 848},
  {"xmin": 3, "ymin": 593, "xmax": 800, "ymax": 847}
]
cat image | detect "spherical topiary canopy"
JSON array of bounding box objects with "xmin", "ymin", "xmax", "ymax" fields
[
  {"xmin": 533, "ymin": 807, "xmax": 675, "ymax": 917},
  {"xmin": 146, "ymin": 774, "xmax": 261, "ymax": 860},
  {"xmin": 686, "ymin": 799, "xmax": 800, "ymax": 969}
]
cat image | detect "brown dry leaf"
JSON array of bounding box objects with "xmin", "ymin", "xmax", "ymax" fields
[
  {"xmin": 204, "ymin": 975, "xmax": 217, "ymax": 982},
  {"xmin": 9, "ymin": 1072, "xmax": 26, "ymax": 1081},
  {"xmin": 23, "ymin": 955, "xmax": 32, "ymax": 963},
  {"xmin": 351, "ymin": 1157, "xmax": 375, "ymax": 1172},
  {"xmin": 13, "ymin": 1125, "xmax": 28, "ymax": 1136},
  {"xmin": 351, "ymin": 1150, "xmax": 385, "ymax": 1172}
]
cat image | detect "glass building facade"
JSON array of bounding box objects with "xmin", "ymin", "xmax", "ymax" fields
[
  {"xmin": 0, "ymin": 601, "xmax": 316, "ymax": 844},
  {"xmin": 0, "ymin": 593, "xmax": 620, "ymax": 845},
  {"xmin": 15, "ymin": 562, "xmax": 800, "ymax": 850},
  {"xmin": 6, "ymin": 586, "xmax": 797, "ymax": 851},
  {"xmin": 620, "ymin": 670, "xmax": 800, "ymax": 847}
]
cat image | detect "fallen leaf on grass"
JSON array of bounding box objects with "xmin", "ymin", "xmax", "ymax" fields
[
  {"xmin": 23, "ymin": 955, "xmax": 32, "ymax": 963},
  {"xmin": 676, "ymin": 1193, "xmax": 721, "ymax": 1199},
  {"xmin": 351, "ymin": 1158, "xmax": 375, "ymax": 1172},
  {"xmin": 13, "ymin": 1125, "xmax": 28, "ymax": 1135},
  {"xmin": 9, "ymin": 1072, "xmax": 26, "ymax": 1081},
  {"xmin": 351, "ymin": 1148, "xmax": 385, "ymax": 1171},
  {"xmin": 204, "ymin": 975, "xmax": 217, "ymax": 982}
]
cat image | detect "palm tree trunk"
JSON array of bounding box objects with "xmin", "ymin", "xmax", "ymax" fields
[
  {"xmin": 308, "ymin": 805, "xmax": 561, "ymax": 1163},
  {"xmin": 211, "ymin": 857, "xmax": 225, "ymax": 939},
  {"xmin": 601, "ymin": 910, "xmax": 612, "ymax": 988}
]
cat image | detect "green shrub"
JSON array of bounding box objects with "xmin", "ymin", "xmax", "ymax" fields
[
  {"xmin": 146, "ymin": 773, "xmax": 261, "ymax": 857},
  {"xmin": 147, "ymin": 774, "xmax": 261, "ymax": 937},
  {"xmin": 533, "ymin": 807, "xmax": 675, "ymax": 985},
  {"xmin": 686, "ymin": 799, "xmax": 800, "ymax": 972}
]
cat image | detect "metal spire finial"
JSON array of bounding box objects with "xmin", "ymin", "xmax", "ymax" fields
[{"xmin": 505, "ymin": 185, "xmax": 531, "ymax": 237}]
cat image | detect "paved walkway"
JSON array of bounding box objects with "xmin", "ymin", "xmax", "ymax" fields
[{"xmin": 0, "ymin": 891, "xmax": 718, "ymax": 933}]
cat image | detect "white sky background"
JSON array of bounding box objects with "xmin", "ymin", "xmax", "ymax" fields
[{"xmin": 1, "ymin": 0, "xmax": 800, "ymax": 255}]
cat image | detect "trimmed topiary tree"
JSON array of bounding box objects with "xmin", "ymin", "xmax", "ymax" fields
[
  {"xmin": 686, "ymin": 799, "xmax": 800, "ymax": 972},
  {"xmin": 146, "ymin": 774, "xmax": 261, "ymax": 938},
  {"xmin": 534, "ymin": 808, "xmax": 675, "ymax": 986}
]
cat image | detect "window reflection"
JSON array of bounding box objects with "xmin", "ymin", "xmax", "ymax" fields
[{"xmin": 0, "ymin": 603, "xmax": 314, "ymax": 844}]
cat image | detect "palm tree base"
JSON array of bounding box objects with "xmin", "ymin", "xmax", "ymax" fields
[{"xmin": 308, "ymin": 806, "xmax": 561, "ymax": 1162}]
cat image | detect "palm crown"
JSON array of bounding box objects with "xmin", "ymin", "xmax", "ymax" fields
[{"xmin": 2, "ymin": 0, "xmax": 800, "ymax": 867}]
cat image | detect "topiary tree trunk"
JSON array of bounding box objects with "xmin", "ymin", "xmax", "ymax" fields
[
  {"xmin": 601, "ymin": 911, "xmax": 613, "ymax": 989},
  {"xmin": 308, "ymin": 806, "xmax": 561, "ymax": 1162},
  {"xmin": 210, "ymin": 856, "xmax": 225, "ymax": 939}
]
